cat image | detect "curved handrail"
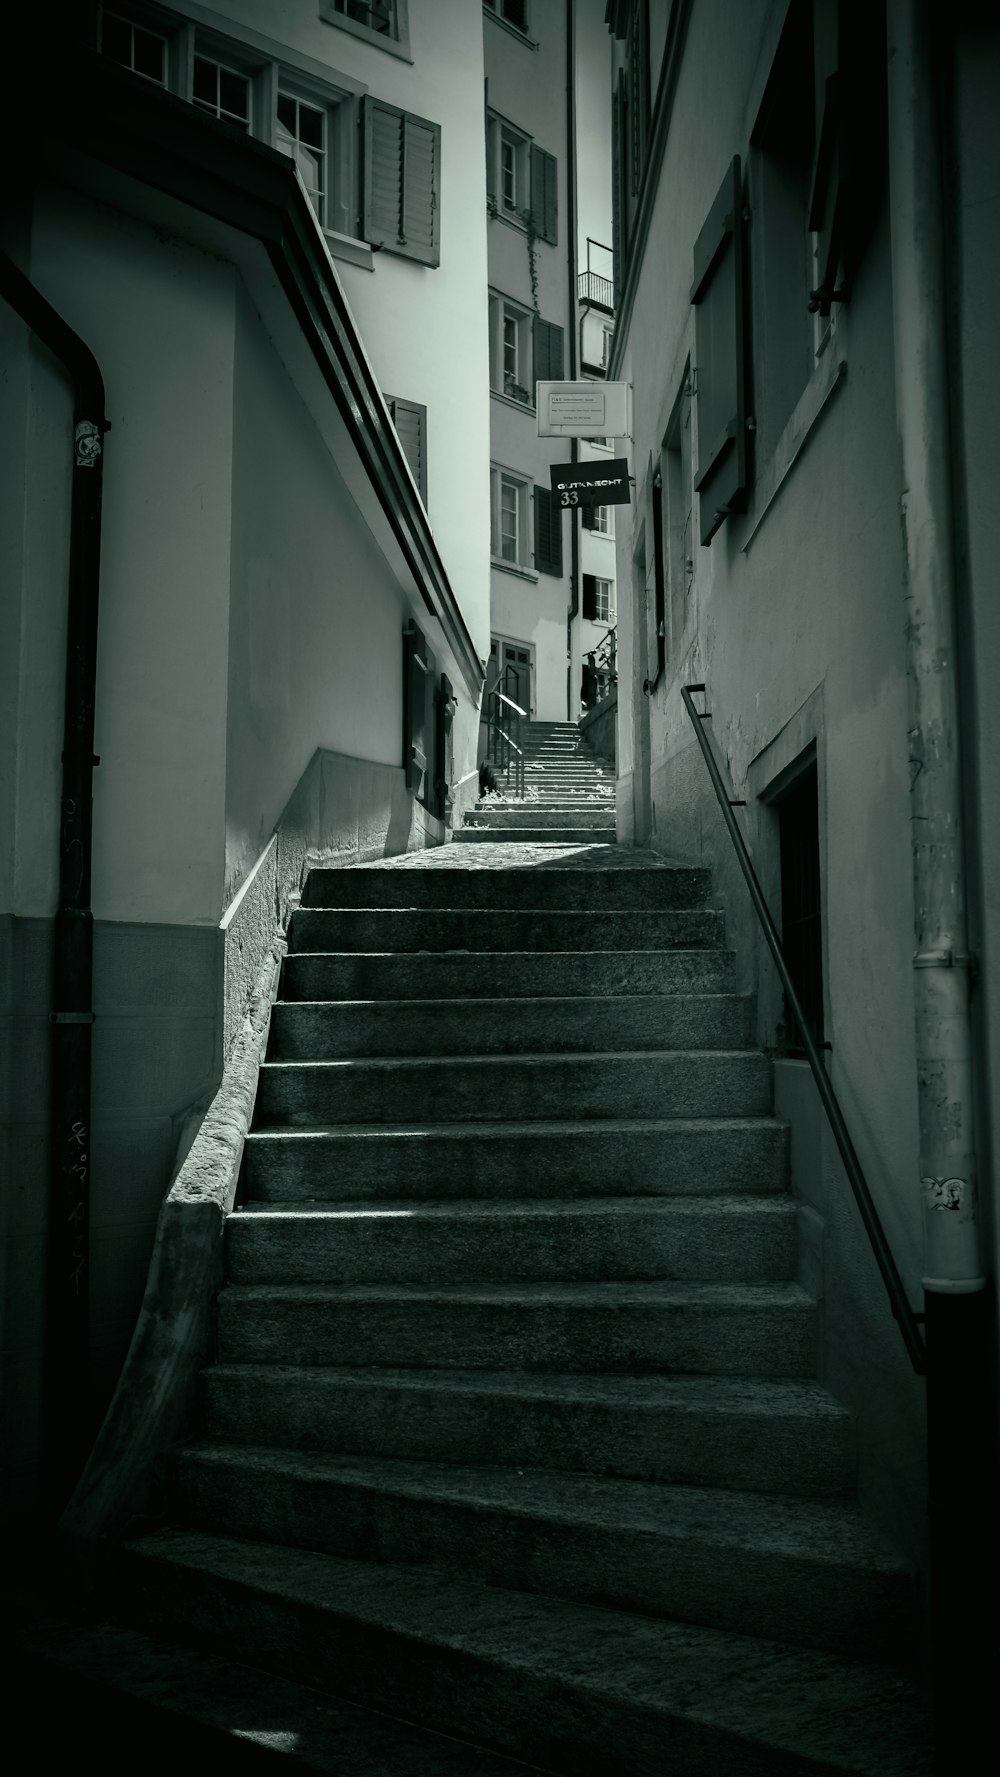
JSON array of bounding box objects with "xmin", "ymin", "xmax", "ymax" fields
[
  {"xmin": 681, "ymin": 682, "xmax": 926, "ymax": 1375},
  {"xmin": 496, "ymin": 690, "xmax": 527, "ymax": 717}
]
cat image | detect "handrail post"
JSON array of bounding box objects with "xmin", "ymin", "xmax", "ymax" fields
[{"xmin": 681, "ymin": 683, "xmax": 926, "ymax": 1374}]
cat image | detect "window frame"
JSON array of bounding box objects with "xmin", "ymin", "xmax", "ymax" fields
[
  {"xmin": 488, "ymin": 291, "xmax": 534, "ymax": 407},
  {"xmin": 589, "ymin": 505, "xmax": 615, "ymax": 538},
  {"xmin": 319, "ymin": 0, "xmax": 411, "ymax": 61},
  {"xmin": 490, "ymin": 465, "xmax": 532, "ymax": 572},
  {"xmin": 593, "ymin": 576, "xmax": 614, "ymax": 623}
]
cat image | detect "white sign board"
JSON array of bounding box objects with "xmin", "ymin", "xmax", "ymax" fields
[{"xmin": 537, "ymin": 381, "xmax": 632, "ymax": 438}]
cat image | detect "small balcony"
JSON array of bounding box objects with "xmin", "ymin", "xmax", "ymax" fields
[{"xmin": 577, "ymin": 270, "xmax": 614, "ymax": 313}]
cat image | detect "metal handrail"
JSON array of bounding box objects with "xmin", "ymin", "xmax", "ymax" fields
[
  {"xmin": 483, "ymin": 666, "xmax": 525, "ymax": 798},
  {"xmin": 681, "ymin": 682, "xmax": 927, "ymax": 1375}
]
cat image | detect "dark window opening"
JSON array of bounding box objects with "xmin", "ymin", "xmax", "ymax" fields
[{"xmin": 777, "ymin": 763, "xmax": 824, "ymax": 1051}]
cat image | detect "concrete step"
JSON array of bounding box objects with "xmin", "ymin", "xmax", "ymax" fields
[
  {"xmin": 11, "ymin": 1603, "xmax": 543, "ymax": 1774},
  {"xmin": 225, "ymin": 1196, "xmax": 797, "ymax": 1287},
  {"xmin": 242, "ymin": 1116, "xmax": 788, "ymax": 1203},
  {"xmin": 216, "ymin": 1281, "xmax": 817, "ymax": 1375},
  {"xmin": 253, "ymin": 1050, "xmax": 772, "ymax": 1127},
  {"xmin": 280, "ymin": 947, "xmax": 738, "ymax": 1001},
  {"xmin": 463, "ymin": 809, "xmax": 615, "ymax": 830},
  {"xmin": 172, "ymin": 1448, "xmax": 912, "ymax": 1659},
  {"xmin": 287, "ymin": 908, "xmax": 724, "ymax": 954},
  {"xmin": 453, "ymin": 826, "xmax": 616, "ymax": 844},
  {"xmin": 301, "ymin": 863, "xmax": 710, "ymax": 910},
  {"xmin": 267, "ymin": 993, "xmax": 755, "ymax": 1059},
  {"xmin": 113, "ymin": 1532, "xmax": 931, "ymax": 1775},
  {"xmin": 199, "ymin": 1366, "xmax": 852, "ymax": 1497}
]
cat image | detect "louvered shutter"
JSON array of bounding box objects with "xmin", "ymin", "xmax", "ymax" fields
[
  {"xmin": 582, "ymin": 574, "xmax": 597, "ymax": 620},
  {"xmin": 534, "ymin": 487, "xmax": 563, "ymax": 576},
  {"xmin": 611, "ymin": 75, "xmax": 624, "ymax": 300},
  {"xmin": 363, "ymin": 97, "xmax": 441, "ymax": 267},
  {"xmin": 581, "ymin": 505, "xmax": 596, "ymax": 532},
  {"xmin": 808, "ymin": 73, "xmax": 845, "ymax": 318},
  {"xmin": 530, "ymin": 145, "xmax": 558, "ymax": 244},
  {"xmin": 387, "ymin": 397, "xmax": 427, "ymax": 505},
  {"xmin": 691, "ymin": 155, "xmax": 749, "ymax": 545},
  {"xmin": 533, "ymin": 317, "xmax": 564, "ymax": 388}
]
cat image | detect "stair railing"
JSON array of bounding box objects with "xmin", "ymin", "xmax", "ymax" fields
[
  {"xmin": 681, "ymin": 682, "xmax": 927, "ymax": 1375},
  {"xmin": 483, "ymin": 666, "xmax": 526, "ymax": 799},
  {"xmin": 592, "ymin": 624, "xmax": 617, "ymax": 702}
]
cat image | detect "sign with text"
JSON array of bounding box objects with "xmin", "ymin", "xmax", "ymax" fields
[
  {"xmin": 537, "ymin": 380, "xmax": 631, "ymax": 437},
  {"xmin": 550, "ymin": 459, "xmax": 631, "ymax": 509}
]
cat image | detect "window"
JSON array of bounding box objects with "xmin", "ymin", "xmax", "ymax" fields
[
  {"xmin": 329, "ymin": 0, "xmax": 395, "ymax": 35},
  {"xmin": 362, "ymin": 96, "xmax": 441, "ymax": 266},
  {"xmin": 663, "ymin": 375, "xmax": 694, "ymax": 650},
  {"xmin": 100, "ymin": 9, "xmax": 167, "ymax": 83},
  {"xmin": 584, "ymin": 505, "xmax": 614, "ymax": 537},
  {"xmin": 490, "ymin": 468, "xmax": 530, "ymax": 569},
  {"xmin": 320, "ymin": 0, "xmax": 409, "ymax": 53},
  {"xmin": 277, "ymin": 93, "xmax": 327, "ymax": 222},
  {"xmin": 583, "ymin": 575, "xmax": 613, "ymax": 623},
  {"xmin": 386, "ymin": 396, "xmax": 427, "ymax": 505},
  {"xmin": 488, "ymin": 298, "xmax": 563, "ymax": 406},
  {"xmin": 534, "ymin": 487, "xmax": 563, "ymax": 577},
  {"xmin": 192, "ymin": 54, "xmax": 251, "ymax": 128},
  {"xmin": 609, "ymin": 0, "xmax": 650, "ymax": 278},
  {"xmin": 486, "ymin": 113, "xmax": 557, "ymax": 242},
  {"xmin": 484, "ymin": 0, "xmax": 529, "ymax": 32}
]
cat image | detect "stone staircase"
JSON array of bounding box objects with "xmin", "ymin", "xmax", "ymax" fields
[
  {"xmin": 460, "ymin": 719, "xmax": 616, "ymax": 844},
  {"xmin": 86, "ymin": 840, "xmax": 929, "ymax": 1771}
]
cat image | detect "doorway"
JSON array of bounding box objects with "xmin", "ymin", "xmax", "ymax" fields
[{"xmin": 490, "ymin": 636, "xmax": 533, "ymax": 716}]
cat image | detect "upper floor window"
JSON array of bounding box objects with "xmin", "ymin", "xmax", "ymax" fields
[
  {"xmin": 100, "ymin": 10, "xmax": 167, "ymax": 83},
  {"xmin": 193, "ymin": 54, "xmax": 251, "ymax": 129},
  {"xmin": 486, "ymin": 111, "xmax": 557, "ymax": 242},
  {"xmin": 484, "ymin": 0, "xmax": 529, "ymax": 34},
  {"xmin": 277, "ymin": 93, "xmax": 327, "ymax": 224},
  {"xmin": 490, "ymin": 466, "xmax": 531, "ymax": 569},
  {"xmin": 319, "ymin": 0, "xmax": 409, "ymax": 53},
  {"xmin": 585, "ymin": 505, "xmax": 615, "ymax": 537}
]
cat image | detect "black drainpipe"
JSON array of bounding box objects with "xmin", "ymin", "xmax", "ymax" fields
[
  {"xmin": 566, "ymin": 0, "xmax": 580, "ymax": 718},
  {"xmin": 0, "ymin": 251, "xmax": 108, "ymax": 1512}
]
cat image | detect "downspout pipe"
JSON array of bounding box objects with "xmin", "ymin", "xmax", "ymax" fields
[
  {"xmin": 0, "ymin": 251, "xmax": 109, "ymax": 1513},
  {"xmin": 885, "ymin": 0, "xmax": 994, "ymax": 1746},
  {"xmin": 566, "ymin": 0, "xmax": 580, "ymax": 716}
]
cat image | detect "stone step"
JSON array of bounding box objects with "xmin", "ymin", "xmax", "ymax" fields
[
  {"xmin": 12, "ymin": 1606, "xmax": 537, "ymax": 1774},
  {"xmin": 464, "ymin": 808, "xmax": 615, "ymax": 829},
  {"xmin": 242, "ymin": 1116, "xmax": 788, "ymax": 1203},
  {"xmin": 301, "ymin": 864, "xmax": 710, "ymax": 910},
  {"xmin": 216, "ymin": 1281, "xmax": 816, "ymax": 1376},
  {"xmin": 287, "ymin": 908, "xmax": 723, "ymax": 955},
  {"xmin": 267, "ymin": 993, "xmax": 755, "ymax": 1059},
  {"xmin": 171, "ymin": 1448, "xmax": 912, "ymax": 1659},
  {"xmin": 113, "ymin": 1532, "xmax": 931, "ymax": 1776},
  {"xmin": 280, "ymin": 947, "xmax": 737, "ymax": 1001},
  {"xmin": 225, "ymin": 1196, "xmax": 797, "ymax": 1287},
  {"xmin": 199, "ymin": 1366, "xmax": 852, "ymax": 1497},
  {"xmin": 453, "ymin": 826, "xmax": 616, "ymax": 844},
  {"xmin": 253, "ymin": 1050, "xmax": 772, "ymax": 1128}
]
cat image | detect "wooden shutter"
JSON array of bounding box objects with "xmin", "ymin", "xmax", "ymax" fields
[
  {"xmin": 581, "ymin": 505, "xmax": 596, "ymax": 532},
  {"xmin": 582, "ymin": 573, "xmax": 597, "ymax": 620},
  {"xmin": 533, "ymin": 317, "xmax": 564, "ymax": 386},
  {"xmin": 691, "ymin": 155, "xmax": 749, "ymax": 545},
  {"xmin": 403, "ymin": 620, "xmax": 431, "ymax": 796},
  {"xmin": 628, "ymin": 0, "xmax": 649, "ymax": 197},
  {"xmin": 363, "ymin": 96, "xmax": 441, "ymax": 267},
  {"xmin": 808, "ymin": 73, "xmax": 846, "ymax": 318},
  {"xmin": 534, "ymin": 487, "xmax": 563, "ymax": 576},
  {"xmin": 387, "ymin": 397, "xmax": 427, "ymax": 505},
  {"xmin": 530, "ymin": 145, "xmax": 558, "ymax": 244}
]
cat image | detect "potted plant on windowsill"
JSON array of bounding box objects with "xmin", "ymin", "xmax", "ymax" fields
[{"xmin": 504, "ymin": 374, "xmax": 531, "ymax": 405}]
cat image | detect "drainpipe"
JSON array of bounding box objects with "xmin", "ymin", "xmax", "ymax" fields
[
  {"xmin": 885, "ymin": 0, "xmax": 993, "ymax": 1747},
  {"xmin": 566, "ymin": 0, "xmax": 579, "ymax": 718},
  {"xmin": 0, "ymin": 251, "xmax": 109, "ymax": 1513}
]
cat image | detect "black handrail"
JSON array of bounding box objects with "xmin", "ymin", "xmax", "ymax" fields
[
  {"xmin": 483, "ymin": 666, "xmax": 525, "ymax": 798},
  {"xmin": 681, "ymin": 682, "xmax": 926, "ymax": 1375}
]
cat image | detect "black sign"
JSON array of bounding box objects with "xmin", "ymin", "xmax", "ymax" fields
[{"xmin": 550, "ymin": 458, "xmax": 631, "ymax": 509}]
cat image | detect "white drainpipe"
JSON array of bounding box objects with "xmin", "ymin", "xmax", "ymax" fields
[{"xmin": 886, "ymin": 0, "xmax": 984, "ymax": 1296}]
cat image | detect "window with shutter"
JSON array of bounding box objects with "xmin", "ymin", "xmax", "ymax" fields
[
  {"xmin": 530, "ymin": 145, "xmax": 558, "ymax": 244},
  {"xmin": 386, "ymin": 396, "xmax": 427, "ymax": 505},
  {"xmin": 362, "ymin": 95, "xmax": 440, "ymax": 266},
  {"xmin": 582, "ymin": 574, "xmax": 597, "ymax": 620},
  {"xmin": 534, "ymin": 487, "xmax": 563, "ymax": 577},
  {"xmin": 691, "ymin": 155, "xmax": 749, "ymax": 545},
  {"xmin": 533, "ymin": 316, "xmax": 564, "ymax": 388}
]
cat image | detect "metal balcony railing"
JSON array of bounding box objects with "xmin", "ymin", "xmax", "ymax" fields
[{"xmin": 578, "ymin": 270, "xmax": 614, "ymax": 310}]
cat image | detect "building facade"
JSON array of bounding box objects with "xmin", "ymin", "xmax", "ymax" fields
[
  {"xmin": 606, "ymin": 0, "xmax": 999, "ymax": 1595},
  {"xmin": 1, "ymin": 0, "xmax": 491, "ymax": 1513}
]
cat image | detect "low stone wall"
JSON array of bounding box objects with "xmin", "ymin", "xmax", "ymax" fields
[{"xmin": 579, "ymin": 691, "xmax": 617, "ymax": 768}]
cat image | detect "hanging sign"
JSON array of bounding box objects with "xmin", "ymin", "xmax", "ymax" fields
[
  {"xmin": 550, "ymin": 459, "xmax": 631, "ymax": 509},
  {"xmin": 537, "ymin": 380, "xmax": 631, "ymax": 437}
]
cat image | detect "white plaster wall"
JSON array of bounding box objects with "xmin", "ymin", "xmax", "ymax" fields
[
  {"xmin": 23, "ymin": 187, "xmax": 236, "ymax": 928},
  {"xmin": 224, "ymin": 282, "xmax": 413, "ymax": 899}
]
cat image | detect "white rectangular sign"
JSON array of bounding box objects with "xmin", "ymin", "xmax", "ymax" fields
[{"xmin": 537, "ymin": 381, "xmax": 631, "ymax": 438}]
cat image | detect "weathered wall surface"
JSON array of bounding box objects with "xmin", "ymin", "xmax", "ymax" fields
[{"xmin": 611, "ymin": 0, "xmax": 933, "ymax": 1564}]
